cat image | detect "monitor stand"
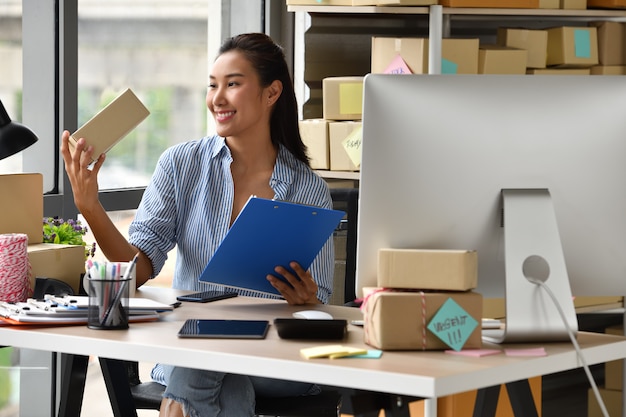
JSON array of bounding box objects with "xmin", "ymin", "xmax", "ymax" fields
[{"xmin": 482, "ymin": 189, "xmax": 578, "ymax": 344}]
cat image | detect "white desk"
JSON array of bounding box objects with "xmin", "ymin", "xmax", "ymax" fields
[{"xmin": 3, "ymin": 286, "xmax": 626, "ymax": 417}]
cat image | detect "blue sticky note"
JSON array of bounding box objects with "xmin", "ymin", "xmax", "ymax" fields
[
  {"xmin": 574, "ymin": 29, "xmax": 591, "ymax": 59},
  {"xmin": 441, "ymin": 58, "xmax": 458, "ymax": 75},
  {"xmin": 347, "ymin": 350, "xmax": 383, "ymax": 359},
  {"xmin": 427, "ymin": 298, "xmax": 478, "ymax": 351}
]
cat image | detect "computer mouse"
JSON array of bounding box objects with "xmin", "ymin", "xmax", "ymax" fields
[{"xmin": 292, "ymin": 310, "xmax": 333, "ymax": 320}]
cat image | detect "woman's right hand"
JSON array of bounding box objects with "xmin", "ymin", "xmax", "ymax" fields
[{"xmin": 60, "ymin": 130, "xmax": 106, "ymax": 215}]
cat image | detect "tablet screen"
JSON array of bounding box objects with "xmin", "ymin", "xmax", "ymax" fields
[{"xmin": 177, "ymin": 319, "xmax": 270, "ymax": 339}]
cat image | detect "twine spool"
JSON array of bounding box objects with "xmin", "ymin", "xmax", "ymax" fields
[{"xmin": 0, "ymin": 233, "xmax": 32, "ymax": 302}]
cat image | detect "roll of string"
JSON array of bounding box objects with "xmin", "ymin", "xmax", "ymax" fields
[{"xmin": 0, "ymin": 233, "xmax": 33, "ymax": 302}]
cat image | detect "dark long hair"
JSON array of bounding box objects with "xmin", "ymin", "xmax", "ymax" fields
[{"xmin": 218, "ymin": 33, "xmax": 310, "ymax": 167}]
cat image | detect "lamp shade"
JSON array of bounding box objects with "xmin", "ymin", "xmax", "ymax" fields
[{"xmin": 0, "ymin": 99, "xmax": 39, "ymax": 161}]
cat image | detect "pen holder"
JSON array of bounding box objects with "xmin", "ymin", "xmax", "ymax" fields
[{"xmin": 87, "ymin": 276, "xmax": 130, "ymax": 330}]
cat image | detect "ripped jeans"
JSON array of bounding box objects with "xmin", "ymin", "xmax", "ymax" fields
[{"xmin": 160, "ymin": 365, "xmax": 320, "ymax": 417}]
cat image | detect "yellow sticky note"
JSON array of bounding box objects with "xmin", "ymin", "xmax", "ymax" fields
[
  {"xmin": 300, "ymin": 345, "xmax": 367, "ymax": 359},
  {"xmin": 339, "ymin": 83, "xmax": 363, "ymax": 115},
  {"xmin": 341, "ymin": 126, "xmax": 362, "ymax": 168}
]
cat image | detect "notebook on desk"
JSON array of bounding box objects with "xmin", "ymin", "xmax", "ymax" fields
[{"xmin": 199, "ymin": 197, "xmax": 345, "ymax": 296}]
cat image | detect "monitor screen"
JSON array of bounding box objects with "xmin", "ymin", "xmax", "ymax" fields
[{"xmin": 357, "ymin": 74, "xmax": 626, "ymax": 342}]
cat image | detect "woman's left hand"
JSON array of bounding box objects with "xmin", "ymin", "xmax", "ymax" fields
[{"xmin": 267, "ymin": 262, "xmax": 320, "ymax": 305}]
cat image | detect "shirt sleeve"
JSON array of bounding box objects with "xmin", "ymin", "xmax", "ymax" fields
[{"xmin": 128, "ymin": 149, "xmax": 179, "ymax": 278}]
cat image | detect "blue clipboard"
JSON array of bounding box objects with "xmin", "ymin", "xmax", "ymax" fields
[{"xmin": 199, "ymin": 197, "xmax": 345, "ymax": 296}]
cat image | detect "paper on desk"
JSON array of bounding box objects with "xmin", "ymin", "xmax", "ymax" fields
[
  {"xmin": 445, "ymin": 349, "xmax": 502, "ymax": 357},
  {"xmin": 504, "ymin": 347, "xmax": 547, "ymax": 357}
]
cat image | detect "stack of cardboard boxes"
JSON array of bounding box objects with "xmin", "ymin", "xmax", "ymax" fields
[
  {"xmin": 359, "ymin": 248, "xmax": 482, "ymax": 351},
  {"xmin": 299, "ymin": 76, "xmax": 364, "ymax": 174},
  {"xmin": 0, "ymin": 173, "xmax": 85, "ymax": 297}
]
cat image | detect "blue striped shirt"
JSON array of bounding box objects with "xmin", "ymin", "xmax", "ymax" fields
[{"xmin": 129, "ymin": 134, "xmax": 334, "ymax": 302}]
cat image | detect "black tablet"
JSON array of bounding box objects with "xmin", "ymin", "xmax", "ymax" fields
[
  {"xmin": 177, "ymin": 319, "xmax": 269, "ymax": 339},
  {"xmin": 274, "ymin": 318, "xmax": 347, "ymax": 340}
]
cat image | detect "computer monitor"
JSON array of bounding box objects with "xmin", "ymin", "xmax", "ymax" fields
[{"xmin": 357, "ymin": 74, "xmax": 626, "ymax": 343}]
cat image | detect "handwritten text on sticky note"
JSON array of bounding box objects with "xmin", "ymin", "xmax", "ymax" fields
[
  {"xmin": 341, "ymin": 125, "xmax": 362, "ymax": 168},
  {"xmin": 427, "ymin": 298, "xmax": 478, "ymax": 351},
  {"xmin": 384, "ymin": 54, "xmax": 413, "ymax": 75}
]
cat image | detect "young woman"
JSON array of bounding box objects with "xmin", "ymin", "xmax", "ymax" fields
[{"xmin": 61, "ymin": 32, "xmax": 334, "ymax": 417}]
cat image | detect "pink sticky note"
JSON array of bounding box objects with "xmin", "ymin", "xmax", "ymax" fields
[
  {"xmin": 504, "ymin": 347, "xmax": 547, "ymax": 357},
  {"xmin": 383, "ymin": 54, "xmax": 412, "ymax": 75},
  {"xmin": 445, "ymin": 349, "xmax": 502, "ymax": 357}
]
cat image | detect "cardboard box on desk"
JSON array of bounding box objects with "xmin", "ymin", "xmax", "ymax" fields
[
  {"xmin": 371, "ymin": 37, "xmax": 479, "ymax": 75},
  {"xmin": 299, "ymin": 119, "xmax": 329, "ymax": 170},
  {"xmin": 28, "ymin": 243, "xmax": 85, "ymax": 294},
  {"xmin": 378, "ymin": 248, "xmax": 477, "ymax": 291},
  {"xmin": 362, "ymin": 288, "xmax": 482, "ymax": 350},
  {"xmin": 322, "ymin": 77, "xmax": 363, "ymax": 121},
  {"xmin": 0, "ymin": 173, "xmax": 43, "ymax": 244},
  {"xmin": 547, "ymin": 26, "xmax": 598, "ymax": 68}
]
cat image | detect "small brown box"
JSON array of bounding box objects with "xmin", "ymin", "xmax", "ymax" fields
[
  {"xmin": 0, "ymin": 173, "xmax": 43, "ymax": 244},
  {"xmin": 299, "ymin": 119, "xmax": 329, "ymax": 170},
  {"xmin": 589, "ymin": 21, "xmax": 626, "ymax": 66},
  {"xmin": 322, "ymin": 77, "xmax": 364, "ymax": 121},
  {"xmin": 527, "ymin": 68, "xmax": 591, "ymax": 74},
  {"xmin": 560, "ymin": 0, "xmax": 586, "ymax": 8},
  {"xmin": 439, "ymin": 0, "xmax": 539, "ymax": 6},
  {"xmin": 497, "ymin": 28, "xmax": 549, "ymax": 68},
  {"xmin": 478, "ymin": 45, "xmax": 528, "ymax": 74},
  {"xmin": 28, "ymin": 243, "xmax": 86, "ymax": 294},
  {"xmin": 590, "ymin": 65, "xmax": 626, "ymax": 75},
  {"xmin": 362, "ymin": 289, "xmax": 482, "ymax": 350},
  {"xmin": 329, "ymin": 121, "xmax": 361, "ymax": 172},
  {"xmin": 371, "ymin": 37, "xmax": 479, "ymax": 75},
  {"xmin": 546, "ymin": 26, "xmax": 598, "ymax": 68},
  {"xmin": 378, "ymin": 248, "xmax": 477, "ymax": 291}
]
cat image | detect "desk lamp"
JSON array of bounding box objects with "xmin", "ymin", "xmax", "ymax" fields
[{"xmin": 0, "ymin": 99, "xmax": 39, "ymax": 160}]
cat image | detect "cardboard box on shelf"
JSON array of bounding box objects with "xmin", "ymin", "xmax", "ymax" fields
[
  {"xmin": 439, "ymin": 0, "xmax": 539, "ymax": 7},
  {"xmin": 589, "ymin": 21, "xmax": 626, "ymax": 66},
  {"xmin": 539, "ymin": 0, "xmax": 559, "ymax": 7},
  {"xmin": 546, "ymin": 26, "xmax": 598, "ymax": 67},
  {"xmin": 362, "ymin": 288, "xmax": 482, "ymax": 350},
  {"xmin": 299, "ymin": 119, "xmax": 329, "ymax": 170},
  {"xmin": 478, "ymin": 45, "xmax": 528, "ymax": 74},
  {"xmin": 377, "ymin": 248, "xmax": 477, "ymax": 291},
  {"xmin": 560, "ymin": 0, "xmax": 586, "ymax": 8},
  {"xmin": 0, "ymin": 173, "xmax": 43, "ymax": 244},
  {"xmin": 496, "ymin": 28, "xmax": 548, "ymax": 68},
  {"xmin": 28, "ymin": 243, "xmax": 86, "ymax": 294},
  {"xmin": 353, "ymin": 0, "xmax": 436, "ymax": 4},
  {"xmin": 588, "ymin": 387, "xmax": 622, "ymax": 417},
  {"xmin": 286, "ymin": 0, "xmax": 353, "ymax": 4},
  {"xmin": 527, "ymin": 68, "xmax": 591, "ymax": 74},
  {"xmin": 591, "ymin": 65, "xmax": 626, "ymax": 74},
  {"xmin": 371, "ymin": 37, "xmax": 479, "ymax": 75},
  {"xmin": 587, "ymin": 0, "xmax": 626, "ymax": 8},
  {"xmin": 329, "ymin": 121, "xmax": 361, "ymax": 172},
  {"xmin": 322, "ymin": 77, "xmax": 364, "ymax": 121}
]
